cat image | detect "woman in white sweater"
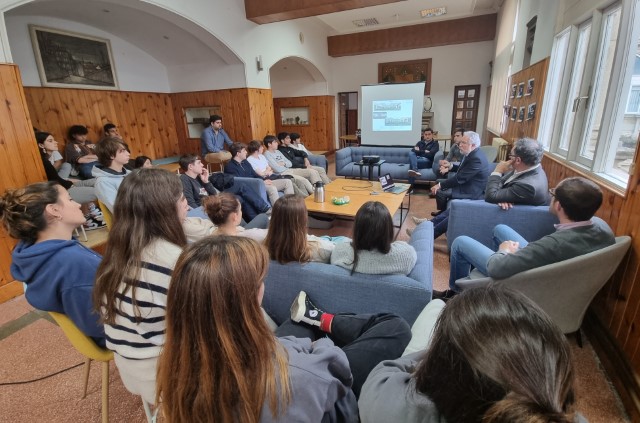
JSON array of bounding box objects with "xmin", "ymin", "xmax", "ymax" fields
[
  {"xmin": 331, "ymin": 201, "xmax": 416, "ymax": 275},
  {"xmin": 93, "ymin": 168, "xmax": 188, "ymax": 405}
]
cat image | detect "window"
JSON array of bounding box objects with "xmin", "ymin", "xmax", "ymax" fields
[{"xmin": 545, "ymin": 0, "xmax": 640, "ymax": 188}]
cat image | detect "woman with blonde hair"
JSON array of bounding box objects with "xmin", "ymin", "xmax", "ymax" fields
[
  {"xmin": 93, "ymin": 167, "xmax": 188, "ymax": 404},
  {"xmin": 264, "ymin": 194, "xmax": 336, "ymax": 263},
  {"xmin": 359, "ymin": 285, "xmax": 580, "ymax": 423},
  {"xmin": 201, "ymin": 192, "xmax": 267, "ymax": 241},
  {"xmin": 0, "ymin": 181, "xmax": 104, "ymax": 345},
  {"xmin": 157, "ymin": 236, "xmax": 360, "ymax": 422}
]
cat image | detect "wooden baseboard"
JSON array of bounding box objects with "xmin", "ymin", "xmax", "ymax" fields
[
  {"xmin": 0, "ymin": 281, "xmax": 24, "ymax": 304},
  {"xmin": 584, "ymin": 310, "xmax": 640, "ymax": 421}
]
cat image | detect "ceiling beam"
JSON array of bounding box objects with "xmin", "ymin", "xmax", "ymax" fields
[
  {"xmin": 328, "ymin": 14, "xmax": 498, "ymax": 57},
  {"xmin": 245, "ymin": 0, "xmax": 405, "ymax": 25}
]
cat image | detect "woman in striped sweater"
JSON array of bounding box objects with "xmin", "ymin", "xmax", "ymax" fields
[{"xmin": 93, "ymin": 168, "xmax": 189, "ymax": 405}]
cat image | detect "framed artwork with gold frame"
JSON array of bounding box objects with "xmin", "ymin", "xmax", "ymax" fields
[{"xmin": 378, "ymin": 59, "xmax": 432, "ymax": 95}]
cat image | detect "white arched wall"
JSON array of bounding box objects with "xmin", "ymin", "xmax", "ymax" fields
[{"xmin": 270, "ymin": 56, "xmax": 328, "ymax": 98}]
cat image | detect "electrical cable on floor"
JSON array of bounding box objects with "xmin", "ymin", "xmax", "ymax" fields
[{"xmin": 0, "ymin": 362, "xmax": 84, "ymax": 386}]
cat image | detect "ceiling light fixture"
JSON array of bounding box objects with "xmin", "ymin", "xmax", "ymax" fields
[
  {"xmin": 352, "ymin": 18, "xmax": 379, "ymax": 27},
  {"xmin": 420, "ymin": 6, "xmax": 446, "ymax": 18}
]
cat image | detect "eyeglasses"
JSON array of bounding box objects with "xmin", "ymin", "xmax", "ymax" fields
[{"xmin": 548, "ymin": 188, "xmax": 556, "ymax": 197}]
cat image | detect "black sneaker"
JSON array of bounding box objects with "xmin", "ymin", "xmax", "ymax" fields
[
  {"xmin": 433, "ymin": 289, "xmax": 458, "ymax": 302},
  {"xmin": 290, "ymin": 291, "xmax": 324, "ymax": 327},
  {"xmin": 83, "ymin": 215, "xmax": 106, "ymax": 231}
]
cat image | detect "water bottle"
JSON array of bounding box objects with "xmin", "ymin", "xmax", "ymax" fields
[{"xmin": 314, "ymin": 181, "xmax": 325, "ymax": 203}]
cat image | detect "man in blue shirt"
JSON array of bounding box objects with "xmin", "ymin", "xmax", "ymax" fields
[{"xmin": 201, "ymin": 114, "xmax": 233, "ymax": 156}]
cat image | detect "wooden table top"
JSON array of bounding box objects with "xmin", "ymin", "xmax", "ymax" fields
[{"xmin": 305, "ymin": 178, "xmax": 407, "ymax": 218}]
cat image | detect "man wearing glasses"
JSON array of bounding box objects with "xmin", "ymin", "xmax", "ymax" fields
[{"xmin": 437, "ymin": 177, "xmax": 615, "ymax": 300}]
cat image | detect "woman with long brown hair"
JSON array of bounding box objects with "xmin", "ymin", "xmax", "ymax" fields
[
  {"xmin": 359, "ymin": 285, "xmax": 580, "ymax": 423},
  {"xmin": 93, "ymin": 168, "xmax": 188, "ymax": 405},
  {"xmin": 264, "ymin": 194, "xmax": 336, "ymax": 263},
  {"xmin": 157, "ymin": 236, "xmax": 360, "ymax": 422},
  {"xmin": 201, "ymin": 192, "xmax": 267, "ymax": 241}
]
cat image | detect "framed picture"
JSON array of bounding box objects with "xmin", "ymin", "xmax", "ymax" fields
[
  {"xmin": 378, "ymin": 58, "xmax": 432, "ymax": 94},
  {"xmin": 456, "ymin": 111, "xmax": 463, "ymax": 119},
  {"xmin": 510, "ymin": 84, "xmax": 517, "ymax": 98},
  {"xmin": 29, "ymin": 25, "xmax": 118, "ymax": 89},
  {"xmin": 510, "ymin": 107, "xmax": 517, "ymax": 121},
  {"xmin": 526, "ymin": 78, "xmax": 535, "ymax": 96},
  {"xmin": 455, "ymin": 121, "xmax": 463, "ymax": 128},
  {"xmin": 527, "ymin": 103, "xmax": 537, "ymax": 120},
  {"xmin": 457, "ymin": 100, "xmax": 464, "ymax": 109},
  {"xmin": 465, "ymin": 111, "xmax": 473, "ymax": 119},
  {"xmin": 466, "ymin": 100, "xmax": 474, "ymax": 108},
  {"xmin": 518, "ymin": 106, "xmax": 525, "ymax": 122},
  {"xmin": 457, "ymin": 90, "xmax": 465, "ymax": 99},
  {"xmin": 468, "ymin": 89, "xmax": 476, "ymax": 98},
  {"xmin": 517, "ymin": 82, "xmax": 525, "ymax": 98}
]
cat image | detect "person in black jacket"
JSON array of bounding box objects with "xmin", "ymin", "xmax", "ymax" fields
[
  {"xmin": 225, "ymin": 143, "xmax": 294, "ymax": 206},
  {"xmin": 408, "ymin": 128, "xmax": 440, "ymax": 184},
  {"xmin": 277, "ymin": 132, "xmax": 331, "ymax": 184}
]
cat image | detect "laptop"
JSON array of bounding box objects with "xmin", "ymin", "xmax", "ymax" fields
[{"xmin": 379, "ymin": 173, "xmax": 410, "ymax": 194}]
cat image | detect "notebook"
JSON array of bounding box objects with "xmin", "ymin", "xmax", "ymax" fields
[{"xmin": 379, "ymin": 174, "xmax": 411, "ymax": 194}]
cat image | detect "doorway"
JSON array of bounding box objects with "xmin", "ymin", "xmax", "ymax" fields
[{"xmin": 338, "ymin": 92, "xmax": 358, "ymax": 137}]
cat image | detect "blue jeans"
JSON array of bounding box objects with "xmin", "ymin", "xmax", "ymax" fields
[
  {"xmin": 408, "ymin": 151, "xmax": 432, "ymax": 184},
  {"xmin": 449, "ymin": 224, "xmax": 528, "ymax": 290}
]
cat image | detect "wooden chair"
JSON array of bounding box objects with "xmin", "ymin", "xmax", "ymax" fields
[
  {"xmin": 204, "ymin": 151, "xmax": 231, "ymax": 172},
  {"xmin": 97, "ymin": 200, "xmax": 113, "ymax": 229},
  {"xmin": 48, "ymin": 311, "xmax": 113, "ymax": 423}
]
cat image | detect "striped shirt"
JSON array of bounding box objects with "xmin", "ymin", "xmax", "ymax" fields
[{"xmin": 104, "ymin": 239, "xmax": 182, "ymax": 360}]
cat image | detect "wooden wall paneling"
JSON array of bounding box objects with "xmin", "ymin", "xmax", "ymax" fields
[
  {"xmin": 247, "ymin": 88, "xmax": 276, "ymax": 140},
  {"xmin": 503, "ymin": 58, "xmax": 548, "ymax": 143},
  {"xmin": 24, "ymin": 87, "xmax": 179, "ymax": 161},
  {"xmin": 328, "ymin": 14, "xmax": 497, "ymax": 57},
  {"xmin": 274, "ymin": 95, "xmax": 334, "ymax": 151},
  {"xmin": 245, "ymin": 0, "xmax": 400, "ymax": 24},
  {"xmin": 0, "ymin": 65, "xmax": 46, "ymax": 299}
]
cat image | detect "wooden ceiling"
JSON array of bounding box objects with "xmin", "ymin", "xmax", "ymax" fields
[{"xmin": 245, "ymin": 0, "xmax": 404, "ymax": 24}]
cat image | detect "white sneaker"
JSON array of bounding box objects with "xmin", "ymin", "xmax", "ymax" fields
[
  {"xmin": 406, "ymin": 227, "xmax": 414, "ymax": 237},
  {"xmin": 411, "ymin": 216, "xmax": 429, "ymax": 225},
  {"xmin": 290, "ymin": 291, "xmax": 323, "ymax": 327},
  {"xmin": 408, "ymin": 170, "xmax": 422, "ymax": 177}
]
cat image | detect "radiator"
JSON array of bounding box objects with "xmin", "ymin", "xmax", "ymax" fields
[{"xmin": 492, "ymin": 138, "xmax": 509, "ymax": 161}]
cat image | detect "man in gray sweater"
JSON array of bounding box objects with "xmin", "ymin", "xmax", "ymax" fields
[{"xmin": 439, "ymin": 176, "xmax": 615, "ymax": 299}]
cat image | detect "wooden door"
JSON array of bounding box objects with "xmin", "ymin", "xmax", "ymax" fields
[{"xmin": 451, "ymin": 85, "xmax": 480, "ymax": 134}]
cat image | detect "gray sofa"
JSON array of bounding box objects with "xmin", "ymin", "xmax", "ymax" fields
[
  {"xmin": 335, "ymin": 147, "xmax": 444, "ymax": 182},
  {"xmin": 262, "ymin": 221, "xmax": 434, "ymax": 326},
  {"xmin": 446, "ymin": 199, "xmax": 559, "ymax": 251}
]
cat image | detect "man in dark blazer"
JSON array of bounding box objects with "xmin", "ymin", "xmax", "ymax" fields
[
  {"xmin": 484, "ymin": 137, "xmax": 549, "ymax": 208},
  {"xmin": 430, "ymin": 131, "xmax": 489, "ymax": 215}
]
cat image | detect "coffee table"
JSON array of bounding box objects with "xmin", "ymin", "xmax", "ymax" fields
[{"xmin": 305, "ymin": 179, "xmax": 411, "ymax": 234}]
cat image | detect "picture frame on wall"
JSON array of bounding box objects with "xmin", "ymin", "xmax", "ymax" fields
[
  {"xmin": 526, "ymin": 78, "xmax": 535, "ymax": 96},
  {"xmin": 517, "ymin": 83, "xmax": 525, "ymax": 98},
  {"xmin": 526, "ymin": 103, "xmax": 537, "ymax": 120},
  {"xmin": 466, "ymin": 100, "xmax": 474, "ymax": 108},
  {"xmin": 457, "ymin": 100, "xmax": 464, "ymax": 108},
  {"xmin": 518, "ymin": 106, "xmax": 525, "ymax": 122},
  {"xmin": 510, "ymin": 84, "xmax": 517, "ymax": 98},
  {"xmin": 456, "ymin": 111, "xmax": 463, "ymax": 119},
  {"xmin": 29, "ymin": 25, "xmax": 118, "ymax": 89},
  {"xmin": 510, "ymin": 107, "xmax": 517, "ymax": 121},
  {"xmin": 457, "ymin": 90, "xmax": 465, "ymax": 99},
  {"xmin": 468, "ymin": 89, "xmax": 476, "ymax": 98}
]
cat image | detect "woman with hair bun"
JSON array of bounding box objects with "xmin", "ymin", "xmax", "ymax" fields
[
  {"xmin": 0, "ymin": 182, "xmax": 104, "ymax": 346},
  {"xmin": 359, "ymin": 285, "xmax": 581, "ymax": 423},
  {"xmin": 201, "ymin": 192, "xmax": 267, "ymax": 242}
]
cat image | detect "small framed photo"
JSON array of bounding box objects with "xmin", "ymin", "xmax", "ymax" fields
[
  {"xmin": 510, "ymin": 107, "xmax": 517, "ymax": 121},
  {"xmin": 468, "ymin": 89, "xmax": 476, "ymax": 98},
  {"xmin": 465, "ymin": 111, "xmax": 474, "ymax": 119},
  {"xmin": 456, "ymin": 111, "xmax": 463, "ymax": 119},
  {"xmin": 504, "ymin": 105, "xmax": 511, "ymax": 116},
  {"xmin": 466, "ymin": 100, "xmax": 474, "ymax": 108},
  {"xmin": 510, "ymin": 84, "xmax": 517, "ymax": 98},
  {"xmin": 526, "ymin": 103, "xmax": 537, "ymax": 120},
  {"xmin": 463, "ymin": 121, "xmax": 473, "ymax": 129},
  {"xmin": 518, "ymin": 106, "xmax": 525, "ymax": 122},
  {"xmin": 457, "ymin": 90, "xmax": 465, "ymax": 99},
  {"xmin": 517, "ymin": 82, "xmax": 525, "ymax": 98},
  {"xmin": 455, "ymin": 121, "xmax": 463, "ymax": 128},
  {"xmin": 526, "ymin": 78, "xmax": 535, "ymax": 96},
  {"xmin": 457, "ymin": 100, "xmax": 464, "ymax": 109}
]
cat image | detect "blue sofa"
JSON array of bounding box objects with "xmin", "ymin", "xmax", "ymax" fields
[
  {"xmin": 446, "ymin": 199, "xmax": 559, "ymax": 251},
  {"xmin": 335, "ymin": 147, "xmax": 444, "ymax": 182},
  {"xmin": 262, "ymin": 221, "xmax": 434, "ymax": 326}
]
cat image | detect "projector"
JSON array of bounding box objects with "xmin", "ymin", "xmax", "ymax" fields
[{"xmin": 362, "ymin": 155, "xmax": 380, "ymax": 165}]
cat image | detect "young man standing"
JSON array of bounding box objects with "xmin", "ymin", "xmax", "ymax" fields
[
  {"xmin": 225, "ymin": 143, "xmax": 294, "ymax": 206},
  {"xmin": 92, "ymin": 137, "xmax": 131, "ymax": 212},
  {"xmin": 200, "ymin": 114, "xmax": 233, "ymax": 156}
]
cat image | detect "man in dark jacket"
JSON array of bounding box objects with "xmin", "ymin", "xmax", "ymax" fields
[{"xmin": 408, "ymin": 127, "xmax": 440, "ymax": 184}]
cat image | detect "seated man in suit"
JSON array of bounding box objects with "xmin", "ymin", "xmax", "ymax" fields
[
  {"xmin": 437, "ymin": 176, "xmax": 615, "ymax": 300},
  {"xmin": 409, "ymin": 138, "xmax": 549, "ymax": 239},
  {"xmin": 225, "ymin": 142, "xmax": 294, "ymax": 206},
  {"xmin": 429, "ymin": 131, "xmax": 489, "ymax": 216}
]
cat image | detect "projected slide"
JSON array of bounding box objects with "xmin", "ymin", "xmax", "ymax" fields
[{"xmin": 372, "ymin": 100, "xmax": 413, "ymax": 131}]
